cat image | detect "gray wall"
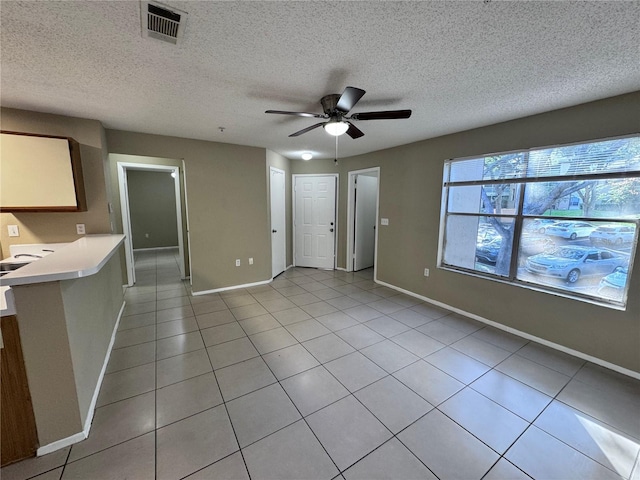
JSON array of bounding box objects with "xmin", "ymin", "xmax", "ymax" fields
[
  {"xmin": 127, "ymin": 170, "xmax": 178, "ymax": 249},
  {"xmin": 106, "ymin": 131, "xmax": 271, "ymax": 293},
  {"xmin": 293, "ymin": 92, "xmax": 640, "ymax": 372}
]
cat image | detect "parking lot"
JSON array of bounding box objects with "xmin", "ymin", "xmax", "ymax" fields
[{"xmin": 476, "ymin": 229, "xmax": 633, "ymax": 302}]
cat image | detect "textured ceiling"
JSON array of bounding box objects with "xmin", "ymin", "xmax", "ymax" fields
[{"xmin": 1, "ymin": 1, "xmax": 639, "ymax": 160}]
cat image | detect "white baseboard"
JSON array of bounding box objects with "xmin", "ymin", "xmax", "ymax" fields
[
  {"xmin": 375, "ymin": 279, "xmax": 640, "ymax": 380},
  {"xmin": 193, "ymin": 278, "xmax": 272, "ymax": 296},
  {"xmin": 36, "ymin": 431, "xmax": 86, "ymax": 457},
  {"xmin": 37, "ymin": 300, "xmax": 126, "ymax": 456},
  {"xmin": 133, "ymin": 246, "xmax": 179, "ymax": 252}
]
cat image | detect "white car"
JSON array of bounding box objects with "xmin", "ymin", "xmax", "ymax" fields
[
  {"xmin": 590, "ymin": 225, "xmax": 636, "ymax": 246},
  {"xmin": 545, "ymin": 221, "xmax": 596, "ymax": 240}
]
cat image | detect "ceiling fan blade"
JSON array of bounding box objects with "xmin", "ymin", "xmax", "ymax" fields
[
  {"xmin": 266, "ymin": 110, "xmax": 325, "ymax": 118},
  {"xmin": 350, "ymin": 109, "xmax": 412, "ymax": 120},
  {"xmin": 289, "ymin": 122, "xmax": 325, "ymax": 137},
  {"xmin": 346, "ymin": 122, "xmax": 365, "ymax": 139},
  {"xmin": 336, "ymin": 86, "xmax": 366, "ymax": 113}
]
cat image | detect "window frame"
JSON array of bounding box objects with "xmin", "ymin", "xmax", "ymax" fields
[{"xmin": 437, "ymin": 134, "xmax": 640, "ymax": 310}]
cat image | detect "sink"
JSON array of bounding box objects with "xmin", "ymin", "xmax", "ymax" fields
[
  {"xmin": 1, "ymin": 243, "xmax": 69, "ymax": 278},
  {"xmin": 0, "ymin": 262, "xmax": 27, "ymax": 272}
]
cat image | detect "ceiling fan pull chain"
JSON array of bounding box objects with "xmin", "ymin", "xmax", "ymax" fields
[{"xmin": 334, "ymin": 134, "xmax": 339, "ymax": 166}]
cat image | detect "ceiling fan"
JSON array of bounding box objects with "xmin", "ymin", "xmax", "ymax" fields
[{"xmin": 265, "ymin": 86, "xmax": 412, "ymax": 139}]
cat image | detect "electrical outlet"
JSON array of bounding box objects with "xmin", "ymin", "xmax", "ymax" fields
[
  {"xmin": 7, "ymin": 225, "xmax": 19, "ymax": 237},
  {"xmin": 424, "ymin": 268, "xmax": 430, "ymax": 277},
  {"xmin": 249, "ymin": 257, "xmax": 254, "ymax": 265},
  {"xmin": 381, "ymin": 218, "xmax": 389, "ymax": 226},
  {"xmin": 235, "ymin": 259, "xmax": 241, "ymax": 267},
  {"xmin": 76, "ymin": 224, "xmax": 86, "ymax": 235}
]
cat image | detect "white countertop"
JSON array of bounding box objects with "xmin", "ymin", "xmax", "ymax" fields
[
  {"xmin": 0, "ymin": 234, "xmax": 125, "ymax": 287},
  {"xmin": 1, "ymin": 286, "xmax": 15, "ymax": 318}
]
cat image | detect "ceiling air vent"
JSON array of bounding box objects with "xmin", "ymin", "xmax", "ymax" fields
[{"xmin": 141, "ymin": 1, "xmax": 187, "ymax": 45}]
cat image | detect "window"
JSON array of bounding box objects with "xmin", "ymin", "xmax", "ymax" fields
[{"xmin": 439, "ymin": 136, "xmax": 640, "ymax": 308}]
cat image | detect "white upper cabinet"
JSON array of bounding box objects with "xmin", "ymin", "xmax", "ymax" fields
[{"xmin": 0, "ymin": 132, "xmax": 87, "ymax": 212}]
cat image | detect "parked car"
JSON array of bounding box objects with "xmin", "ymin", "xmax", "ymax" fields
[
  {"xmin": 474, "ymin": 261, "xmax": 496, "ymax": 274},
  {"xmin": 525, "ymin": 246, "xmax": 627, "ymax": 283},
  {"xmin": 597, "ymin": 266, "xmax": 628, "ymax": 299},
  {"xmin": 476, "ymin": 237, "xmax": 502, "ymax": 264},
  {"xmin": 589, "ymin": 224, "xmax": 636, "ymax": 246},
  {"xmin": 524, "ymin": 219, "xmax": 558, "ymax": 234},
  {"xmin": 545, "ymin": 221, "xmax": 596, "ymax": 240}
]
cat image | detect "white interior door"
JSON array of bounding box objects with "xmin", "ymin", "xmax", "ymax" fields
[
  {"xmin": 270, "ymin": 167, "xmax": 286, "ymax": 278},
  {"xmin": 295, "ymin": 175, "xmax": 336, "ymax": 269},
  {"xmin": 354, "ymin": 174, "xmax": 378, "ymax": 271}
]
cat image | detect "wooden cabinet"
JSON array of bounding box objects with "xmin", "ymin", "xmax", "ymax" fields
[
  {"xmin": 1, "ymin": 314, "xmax": 39, "ymax": 466},
  {"xmin": 0, "ymin": 131, "xmax": 87, "ymax": 212}
]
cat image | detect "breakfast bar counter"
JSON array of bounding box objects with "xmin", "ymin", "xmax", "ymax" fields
[
  {"xmin": 2, "ymin": 234, "xmax": 126, "ymax": 459},
  {"xmin": 1, "ymin": 235, "xmax": 125, "ymax": 287}
]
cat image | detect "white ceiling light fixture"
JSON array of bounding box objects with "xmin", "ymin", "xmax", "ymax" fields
[
  {"xmin": 324, "ymin": 119, "xmax": 349, "ymax": 136},
  {"xmin": 301, "ymin": 153, "xmax": 313, "ymax": 160}
]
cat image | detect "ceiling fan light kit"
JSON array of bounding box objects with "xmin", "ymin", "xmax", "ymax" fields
[
  {"xmin": 324, "ymin": 120, "xmax": 349, "ymax": 136},
  {"xmin": 266, "ymin": 86, "xmax": 412, "ymax": 141}
]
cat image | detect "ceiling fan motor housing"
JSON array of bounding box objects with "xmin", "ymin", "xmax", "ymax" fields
[{"xmin": 321, "ymin": 94, "xmax": 342, "ymax": 116}]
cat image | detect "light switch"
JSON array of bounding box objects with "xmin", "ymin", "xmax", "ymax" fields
[
  {"xmin": 8, "ymin": 225, "xmax": 19, "ymax": 237},
  {"xmin": 381, "ymin": 218, "xmax": 389, "ymax": 226}
]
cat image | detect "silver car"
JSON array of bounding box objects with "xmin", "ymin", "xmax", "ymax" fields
[
  {"xmin": 545, "ymin": 221, "xmax": 596, "ymax": 240},
  {"xmin": 525, "ymin": 246, "xmax": 627, "ymax": 283},
  {"xmin": 589, "ymin": 224, "xmax": 636, "ymax": 246},
  {"xmin": 597, "ymin": 266, "xmax": 628, "ymax": 299}
]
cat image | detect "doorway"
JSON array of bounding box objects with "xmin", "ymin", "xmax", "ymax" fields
[
  {"xmin": 270, "ymin": 167, "xmax": 286, "ymax": 278},
  {"xmin": 117, "ymin": 161, "xmax": 187, "ymax": 286},
  {"xmin": 293, "ymin": 174, "xmax": 338, "ymax": 269},
  {"xmin": 347, "ymin": 167, "xmax": 380, "ymax": 273}
]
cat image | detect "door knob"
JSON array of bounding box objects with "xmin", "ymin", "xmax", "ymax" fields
[
  {"xmin": 272, "ymin": 229, "xmax": 277, "ymax": 233},
  {"xmin": 330, "ymin": 228, "xmax": 334, "ymax": 232}
]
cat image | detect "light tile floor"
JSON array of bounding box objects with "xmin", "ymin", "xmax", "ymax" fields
[{"xmin": 3, "ymin": 248, "xmax": 640, "ymax": 480}]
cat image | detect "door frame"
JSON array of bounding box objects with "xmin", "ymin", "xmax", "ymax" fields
[
  {"xmin": 346, "ymin": 167, "xmax": 380, "ymax": 275},
  {"xmin": 181, "ymin": 160, "xmax": 193, "ymax": 286},
  {"xmin": 292, "ymin": 173, "xmax": 339, "ymax": 270},
  {"xmin": 270, "ymin": 166, "xmax": 286, "ymax": 278},
  {"xmin": 117, "ymin": 161, "xmax": 187, "ymax": 286}
]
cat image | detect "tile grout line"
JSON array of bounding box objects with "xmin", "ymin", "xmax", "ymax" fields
[
  {"xmin": 242, "ymin": 327, "xmax": 344, "ymax": 477},
  {"xmin": 153, "ymin": 262, "xmax": 640, "ymax": 477},
  {"xmin": 14, "ymin": 258, "xmax": 634, "ymax": 480},
  {"xmin": 199, "ymin": 309, "xmax": 254, "ymax": 480}
]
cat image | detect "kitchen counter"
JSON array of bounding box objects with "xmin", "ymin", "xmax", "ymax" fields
[
  {"xmin": 1, "ymin": 286, "xmax": 15, "ymax": 317},
  {"xmin": 2, "ymin": 234, "xmax": 126, "ymax": 454},
  {"xmin": 1, "ymin": 235, "xmax": 125, "ymax": 287}
]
